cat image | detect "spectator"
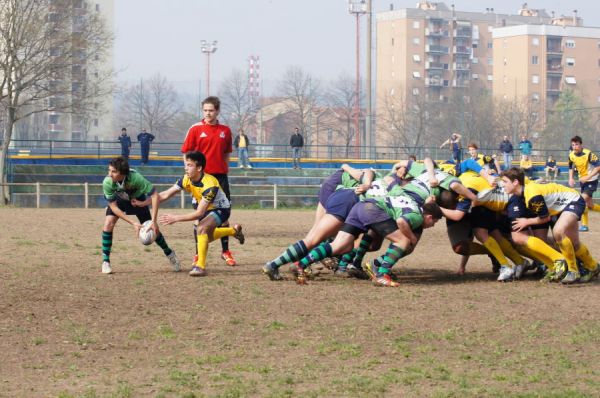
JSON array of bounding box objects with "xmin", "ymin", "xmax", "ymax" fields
[
  {"xmin": 440, "ymin": 132, "xmax": 462, "ymax": 163},
  {"xmin": 520, "ymin": 155, "xmax": 534, "ymax": 178},
  {"xmin": 545, "ymin": 155, "xmax": 559, "ymax": 181},
  {"xmin": 518, "ymin": 135, "xmax": 532, "ymax": 160},
  {"xmin": 233, "ymin": 129, "xmax": 252, "ymax": 169},
  {"xmin": 118, "ymin": 127, "xmax": 132, "ymax": 160},
  {"xmin": 499, "ymin": 135, "xmax": 513, "ymax": 171},
  {"xmin": 137, "ymin": 129, "xmax": 155, "ymax": 165},
  {"xmin": 290, "ymin": 127, "xmax": 304, "ymax": 169}
]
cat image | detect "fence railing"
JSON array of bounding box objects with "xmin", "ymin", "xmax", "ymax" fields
[
  {"xmin": 2, "ymin": 138, "xmax": 586, "ymax": 163},
  {"xmin": 0, "ymin": 182, "xmax": 320, "ymax": 209}
]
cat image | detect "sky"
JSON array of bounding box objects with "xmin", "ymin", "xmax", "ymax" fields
[{"xmin": 114, "ymin": 0, "xmax": 600, "ymax": 99}]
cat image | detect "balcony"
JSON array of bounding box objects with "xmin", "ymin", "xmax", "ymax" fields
[
  {"xmin": 425, "ymin": 28, "xmax": 449, "ymax": 37},
  {"xmin": 426, "ymin": 44, "xmax": 449, "ymax": 54},
  {"xmin": 48, "ymin": 124, "xmax": 65, "ymax": 132},
  {"xmin": 453, "ymin": 62, "xmax": 470, "ymax": 70},
  {"xmin": 425, "ymin": 61, "xmax": 446, "ymax": 70},
  {"xmin": 454, "ymin": 28, "xmax": 472, "ymax": 38},
  {"xmin": 453, "ymin": 79, "xmax": 470, "ymax": 88},
  {"xmin": 546, "ymin": 86, "xmax": 562, "ymax": 94},
  {"xmin": 425, "ymin": 77, "xmax": 443, "ymax": 87},
  {"xmin": 453, "ymin": 45, "xmax": 471, "ymax": 55},
  {"xmin": 546, "ymin": 63, "xmax": 563, "ymax": 74},
  {"xmin": 547, "ymin": 39, "xmax": 562, "ymax": 54}
]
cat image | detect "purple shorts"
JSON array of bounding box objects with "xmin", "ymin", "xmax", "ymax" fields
[
  {"xmin": 344, "ymin": 201, "xmax": 392, "ymax": 233},
  {"xmin": 325, "ymin": 189, "xmax": 359, "ymax": 221},
  {"xmin": 318, "ymin": 169, "xmax": 345, "ymax": 206}
]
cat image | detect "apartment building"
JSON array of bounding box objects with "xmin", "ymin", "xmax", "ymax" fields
[{"xmin": 493, "ymin": 24, "xmax": 600, "ymax": 124}]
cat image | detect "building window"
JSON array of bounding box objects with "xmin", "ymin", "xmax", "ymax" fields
[
  {"xmin": 532, "ymin": 55, "xmax": 538, "ymax": 65},
  {"xmin": 96, "ymin": 4, "xmax": 100, "ymax": 11},
  {"xmin": 412, "ymin": 88, "xmax": 420, "ymax": 95},
  {"xmin": 93, "ymin": 118, "xmax": 99, "ymax": 127},
  {"xmin": 472, "ymin": 43, "xmax": 478, "ymax": 48},
  {"xmin": 391, "ymin": 38, "xmax": 394, "ymax": 46},
  {"xmin": 503, "ymin": 57, "xmax": 507, "ymax": 66},
  {"xmin": 390, "ymin": 88, "xmax": 395, "ymax": 96},
  {"xmin": 532, "ymin": 75, "xmax": 539, "ymax": 84},
  {"xmin": 597, "ymin": 96, "xmax": 600, "ymax": 103},
  {"xmin": 503, "ymin": 39, "xmax": 507, "ymax": 48},
  {"xmin": 565, "ymin": 39, "xmax": 575, "ymax": 48},
  {"xmin": 487, "ymin": 26, "xmax": 492, "ymax": 32},
  {"xmin": 565, "ymin": 76, "xmax": 576, "ymax": 84},
  {"xmin": 532, "ymin": 37, "xmax": 539, "ymax": 46},
  {"xmin": 412, "ymin": 71, "xmax": 421, "ymax": 79},
  {"xmin": 472, "ymin": 57, "xmax": 479, "ymax": 64},
  {"xmin": 487, "ymin": 57, "xmax": 493, "ymax": 65},
  {"xmin": 487, "ymin": 42, "xmax": 493, "ymax": 49},
  {"xmin": 472, "ymin": 74, "xmax": 479, "ymax": 80},
  {"xmin": 413, "ymin": 21, "xmax": 420, "ymax": 29},
  {"xmin": 532, "ymin": 93, "xmax": 540, "ymax": 101},
  {"xmin": 566, "ymin": 58, "xmax": 575, "ymax": 66},
  {"xmin": 413, "ymin": 54, "xmax": 421, "ymax": 62},
  {"xmin": 487, "ymin": 75, "xmax": 493, "ymax": 81},
  {"xmin": 503, "ymin": 76, "xmax": 508, "ymax": 83},
  {"xmin": 413, "ymin": 37, "xmax": 420, "ymax": 45}
]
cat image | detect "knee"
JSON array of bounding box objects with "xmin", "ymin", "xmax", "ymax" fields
[{"xmin": 103, "ymin": 219, "xmax": 116, "ymax": 231}]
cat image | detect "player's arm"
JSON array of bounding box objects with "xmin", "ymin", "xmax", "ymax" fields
[
  {"xmin": 423, "ymin": 157, "xmax": 438, "ymax": 187},
  {"xmin": 159, "ymin": 199, "xmax": 208, "ymax": 225},
  {"xmin": 512, "ymin": 196, "xmax": 550, "ymax": 231},
  {"xmin": 108, "ymin": 201, "xmax": 142, "ymax": 233},
  {"xmin": 440, "ymin": 139, "xmax": 450, "ymax": 148},
  {"xmin": 440, "ymin": 207, "xmax": 466, "ymax": 221},
  {"xmin": 396, "ymin": 217, "xmax": 418, "ymax": 246},
  {"xmin": 449, "ymin": 181, "xmax": 478, "ymax": 204},
  {"xmin": 355, "ymin": 169, "xmax": 375, "ymax": 194},
  {"xmin": 149, "ymin": 191, "xmax": 161, "ymax": 235},
  {"xmin": 568, "ymin": 158, "xmax": 575, "ymax": 187}
]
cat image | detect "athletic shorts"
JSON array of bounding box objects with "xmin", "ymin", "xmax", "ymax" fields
[
  {"xmin": 446, "ymin": 216, "xmax": 473, "ymax": 247},
  {"xmin": 470, "ymin": 206, "xmax": 499, "ymax": 231},
  {"xmin": 325, "ymin": 189, "xmax": 359, "ymax": 221},
  {"xmin": 561, "ymin": 197, "xmax": 587, "ymax": 220},
  {"xmin": 106, "ymin": 197, "xmax": 151, "ymax": 223},
  {"xmin": 200, "ymin": 208, "xmax": 231, "ymax": 226},
  {"xmin": 318, "ymin": 169, "xmax": 344, "ymax": 206},
  {"xmin": 580, "ymin": 180, "xmax": 598, "ymax": 196},
  {"xmin": 341, "ymin": 201, "xmax": 397, "ymax": 237}
]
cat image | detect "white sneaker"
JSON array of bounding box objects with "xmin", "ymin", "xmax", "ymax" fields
[
  {"xmin": 167, "ymin": 251, "xmax": 181, "ymax": 272},
  {"xmin": 497, "ymin": 265, "xmax": 514, "ymax": 282},
  {"xmin": 239, "ymin": 165, "xmax": 244, "ymax": 168},
  {"xmin": 247, "ymin": 165, "xmax": 253, "ymax": 169},
  {"xmin": 514, "ymin": 261, "xmax": 527, "ymax": 280},
  {"xmin": 102, "ymin": 261, "xmax": 112, "ymax": 274}
]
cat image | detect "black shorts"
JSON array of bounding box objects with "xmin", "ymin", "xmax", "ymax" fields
[
  {"xmin": 470, "ymin": 206, "xmax": 499, "ymax": 231},
  {"xmin": 106, "ymin": 198, "xmax": 151, "ymax": 223},
  {"xmin": 580, "ymin": 180, "xmax": 598, "ymax": 197}
]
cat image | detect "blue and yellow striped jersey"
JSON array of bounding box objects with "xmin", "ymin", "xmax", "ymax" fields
[
  {"xmin": 524, "ymin": 182, "xmax": 580, "ymax": 217},
  {"xmin": 569, "ymin": 148, "xmax": 599, "ymax": 181}
]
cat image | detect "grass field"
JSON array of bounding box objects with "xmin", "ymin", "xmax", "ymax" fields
[{"xmin": 1, "ymin": 208, "xmax": 599, "ymax": 398}]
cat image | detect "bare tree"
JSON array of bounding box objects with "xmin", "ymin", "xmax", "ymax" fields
[
  {"xmin": 0, "ymin": 0, "xmax": 112, "ymax": 203},
  {"xmin": 276, "ymin": 66, "xmax": 319, "ymax": 145},
  {"xmin": 324, "ymin": 73, "xmax": 362, "ymax": 155},
  {"xmin": 218, "ymin": 68, "xmax": 255, "ymax": 133},
  {"xmin": 115, "ymin": 73, "xmax": 181, "ymax": 140},
  {"xmin": 494, "ymin": 95, "xmax": 542, "ymax": 150}
]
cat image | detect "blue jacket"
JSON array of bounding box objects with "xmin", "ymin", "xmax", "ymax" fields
[
  {"xmin": 499, "ymin": 140, "xmax": 513, "ymax": 154},
  {"xmin": 137, "ymin": 132, "xmax": 155, "ymax": 147},
  {"xmin": 519, "ymin": 140, "xmax": 532, "ymax": 155}
]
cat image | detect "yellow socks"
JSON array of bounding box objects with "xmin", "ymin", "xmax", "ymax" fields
[
  {"xmin": 581, "ymin": 209, "xmax": 589, "ymax": 227},
  {"xmin": 557, "ymin": 237, "xmax": 577, "ymax": 273},
  {"xmin": 482, "ymin": 237, "xmax": 509, "ymax": 266},
  {"xmin": 196, "ymin": 234, "xmax": 209, "ymax": 269},
  {"xmin": 212, "ymin": 227, "xmax": 235, "ymax": 240},
  {"xmin": 592, "ymin": 204, "xmax": 600, "ymax": 212},
  {"xmin": 526, "ymin": 236, "xmax": 564, "ymax": 263},
  {"xmin": 496, "ymin": 236, "xmax": 525, "ymax": 265},
  {"xmin": 574, "ymin": 244, "xmax": 598, "ymax": 271}
]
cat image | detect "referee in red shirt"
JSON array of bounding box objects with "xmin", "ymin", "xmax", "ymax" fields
[{"xmin": 181, "ymin": 96, "xmax": 238, "ymax": 266}]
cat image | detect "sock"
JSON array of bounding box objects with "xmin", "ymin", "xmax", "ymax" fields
[
  {"xmin": 574, "ymin": 244, "xmax": 598, "ymax": 271},
  {"xmin": 299, "ymin": 243, "xmax": 332, "ymax": 269},
  {"xmin": 101, "ymin": 231, "xmax": 112, "ymax": 262},
  {"xmin": 482, "ymin": 237, "xmax": 509, "ymax": 266},
  {"xmin": 337, "ymin": 249, "xmax": 356, "ymax": 269},
  {"xmin": 154, "ymin": 233, "xmax": 172, "ymax": 256},
  {"xmin": 468, "ymin": 241, "xmax": 488, "ymax": 255},
  {"xmin": 557, "ymin": 237, "xmax": 577, "ymax": 273},
  {"xmin": 352, "ymin": 235, "xmax": 374, "ymax": 268},
  {"xmin": 193, "ymin": 225, "xmax": 198, "ymax": 255},
  {"xmin": 496, "ymin": 236, "xmax": 525, "ymax": 265},
  {"xmin": 212, "ymin": 227, "xmax": 235, "ymax": 240},
  {"xmin": 221, "ymin": 236, "xmax": 230, "ymax": 252},
  {"xmin": 270, "ymin": 240, "xmax": 309, "ymax": 268},
  {"xmin": 582, "ymin": 209, "xmax": 589, "ymax": 227},
  {"xmin": 375, "ymin": 244, "xmax": 406, "ymax": 276},
  {"xmin": 196, "ymin": 234, "xmax": 209, "ymax": 269},
  {"xmin": 592, "ymin": 204, "xmax": 600, "ymax": 212},
  {"xmin": 516, "ymin": 244, "xmax": 552, "ymax": 268},
  {"xmin": 525, "ymin": 236, "xmax": 563, "ymax": 263}
]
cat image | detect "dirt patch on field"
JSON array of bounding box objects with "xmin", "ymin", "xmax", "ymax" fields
[{"xmin": 1, "ymin": 208, "xmax": 599, "ymax": 397}]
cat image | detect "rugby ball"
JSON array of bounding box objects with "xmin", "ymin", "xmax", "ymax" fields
[{"xmin": 139, "ymin": 220, "xmax": 156, "ymax": 245}]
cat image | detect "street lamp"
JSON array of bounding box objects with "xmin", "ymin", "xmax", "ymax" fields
[
  {"xmin": 201, "ymin": 40, "xmax": 218, "ymax": 96},
  {"xmin": 348, "ymin": 0, "xmax": 367, "ymax": 158}
]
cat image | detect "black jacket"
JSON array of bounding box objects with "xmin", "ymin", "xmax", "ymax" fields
[
  {"xmin": 233, "ymin": 134, "xmax": 250, "ymax": 148},
  {"xmin": 499, "ymin": 140, "xmax": 513, "ymax": 154},
  {"xmin": 290, "ymin": 133, "xmax": 304, "ymax": 148}
]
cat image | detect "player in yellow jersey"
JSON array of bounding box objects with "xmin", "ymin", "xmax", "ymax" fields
[
  {"xmin": 151, "ymin": 151, "xmax": 245, "ymax": 277},
  {"xmin": 502, "ymin": 167, "xmax": 599, "ymax": 284},
  {"xmin": 568, "ymin": 135, "xmax": 600, "ymax": 232}
]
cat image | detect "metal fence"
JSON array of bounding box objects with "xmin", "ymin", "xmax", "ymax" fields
[{"xmin": 2, "ymin": 138, "xmax": 588, "ymax": 163}]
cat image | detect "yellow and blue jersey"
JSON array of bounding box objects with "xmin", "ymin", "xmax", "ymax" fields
[
  {"xmin": 524, "ymin": 182, "xmax": 581, "ymax": 217},
  {"xmin": 456, "ymin": 173, "xmax": 510, "ymax": 212},
  {"xmin": 174, "ymin": 173, "xmax": 230, "ymax": 210},
  {"xmin": 569, "ymin": 148, "xmax": 599, "ymax": 181}
]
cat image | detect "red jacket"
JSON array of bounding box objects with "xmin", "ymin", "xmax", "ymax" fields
[{"xmin": 181, "ymin": 120, "xmax": 232, "ymax": 174}]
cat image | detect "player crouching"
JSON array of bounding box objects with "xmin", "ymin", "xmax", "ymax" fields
[
  {"xmin": 101, "ymin": 157, "xmax": 181, "ymax": 274},
  {"xmin": 153, "ymin": 151, "xmax": 244, "ymax": 277}
]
